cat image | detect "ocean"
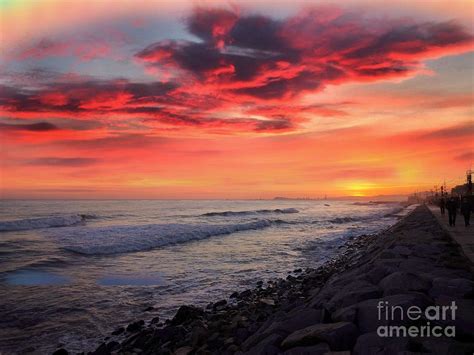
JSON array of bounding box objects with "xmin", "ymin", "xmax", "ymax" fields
[{"xmin": 0, "ymin": 199, "xmax": 407, "ymax": 353}]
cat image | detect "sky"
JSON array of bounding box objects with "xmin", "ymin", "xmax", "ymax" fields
[{"xmin": 0, "ymin": 0, "xmax": 473, "ymax": 199}]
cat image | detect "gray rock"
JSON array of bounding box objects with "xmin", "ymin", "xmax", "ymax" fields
[
  {"xmin": 173, "ymin": 346, "xmax": 193, "ymax": 355},
  {"xmin": 379, "ymin": 272, "xmax": 431, "ymax": 296},
  {"xmin": 356, "ymin": 293, "xmax": 432, "ymax": 333},
  {"xmin": 282, "ymin": 343, "xmax": 330, "ymax": 355},
  {"xmin": 353, "ymin": 332, "xmax": 410, "ymax": 354},
  {"xmin": 243, "ymin": 308, "xmax": 324, "ymax": 350},
  {"xmin": 281, "ymin": 322, "xmax": 358, "ymax": 351},
  {"xmin": 421, "ymin": 338, "xmax": 474, "ymax": 355},
  {"xmin": 171, "ymin": 305, "xmax": 204, "ymax": 325},
  {"xmin": 326, "ymin": 283, "xmax": 381, "ymax": 312},
  {"xmin": 310, "ymin": 280, "xmax": 376, "ymax": 310},
  {"xmin": 126, "ymin": 320, "xmax": 145, "ymax": 333},
  {"xmin": 245, "ymin": 333, "xmax": 283, "ymax": 355},
  {"xmin": 365, "ymin": 265, "xmax": 392, "ymax": 284},
  {"xmin": 331, "ymin": 305, "xmax": 357, "ymax": 323},
  {"xmin": 390, "ymin": 245, "xmax": 412, "ymax": 257},
  {"xmin": 429, "ymin": 277, "xmax": 474, "ymax": 298},
  {"xmin": 435, "ymin": 297, "xmax": 474, "ymax": 340}
]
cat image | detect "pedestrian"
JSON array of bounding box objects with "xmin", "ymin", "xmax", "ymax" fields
[
  {"xmin": 446, "ymin": 196, "xmax": 459, "ymax": 227},
  {"xmin": 460, "ymin": 197, "xmax": 471, "ymax": 227},
  {"xmin": 439, "ymin": 197, "xmax": 446, "ymax": 215}
]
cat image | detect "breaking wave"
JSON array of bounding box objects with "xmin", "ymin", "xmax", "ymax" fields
[
  {"xmin": 328, "ymin": 207, "xmax": 404, "ymax": 224},
  {"xmin": 0, "ymin": 214, "xmax": 96, "ymax": 232},
  {"xmin": 201, "ymin": 208, "xmax": 299, "ymax": 217},
  {"xmin": 48, "ymin": 220, "xmax": 272, "ymax": 255}
]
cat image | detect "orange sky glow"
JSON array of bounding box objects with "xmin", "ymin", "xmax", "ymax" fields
[{"xmin": 0, "ymin": 0, "xmax": 473, "ymax": 199}]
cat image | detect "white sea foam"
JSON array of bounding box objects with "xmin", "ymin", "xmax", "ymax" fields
[
  {"xmin": 201, "ymin": 208, "xmax": 299, "ymax": 217},
  {"xmin": 0, "ymin": 214, "xmax": 94, "ymax": 232},
  {"xmin": 327, "ymin": 206, "xmax": 403, "ymax": 224},
  {"xmin": 48, "ymin": 220, "xmax": 272, "ymax": 255}
]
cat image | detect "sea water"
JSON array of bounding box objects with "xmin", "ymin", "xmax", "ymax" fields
[{"xmin": 0, "ymin": 199, "xmax": 408, "ymax": 353}]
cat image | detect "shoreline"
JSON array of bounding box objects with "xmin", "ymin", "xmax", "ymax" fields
[{"xmin": 60, "ymin": 205, "xmax": 473, "ymax": 354}]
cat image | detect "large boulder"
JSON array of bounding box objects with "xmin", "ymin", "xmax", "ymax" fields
[
  {"xmin": 326, "ymin": 283, "xmax": 381, "ymax": 312},
  {"xmin": 379, "ymin": 272, "xmax": 431, "ymax": 296},
  {"xmin": 282, "ymin": 343, "xmax": 330, "ymax": 355},
  {"xmin": 353, "ymin": 332, "xmax": 410, "ymax": 354},
  {"xmin": 281, "ymin": 322, "xmax": 358, "ymax": 351},
  {"xmin": 242, "ymin": 307, "xmax": 324, "ymax": 350},
  {"xmin": 389, "ymin": 245, "xmax": 412, "ymax": 257},
  {"xmin": 311, "ymin": 280, "xmax": 378, "ymax": 310},
  {"xmin": 356, "ymin": 293, "xmax": 433, "ymax": 333},
  {"xmin": 421, "ymin": 338, "xmax": 474, "ymax": 355},
  {"xmin": 244, "ymin": 333, "xmax": 283, "ymax": 355},
  {"xmin": 434, "ymin": 297, "xmax": 474, "ymax": 341},
  {"xmin": 170, "ymin": 305, "xmax": 204, "ymax": 325},
  {"xmin": 365, "ymin": 264, "xmax": 393, "ymax": 284},
  {"xmin": 331, "ymin": 305, "xmax": 358, "ymax": 323},
  {"xmin": 429, "ymin": 278, "xmax": 474, "ymax": 298}
]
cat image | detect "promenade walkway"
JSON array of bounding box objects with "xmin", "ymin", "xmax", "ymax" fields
[{"xmin": 429, "ymin": 205, "xmax": 474, "ymax": 264}]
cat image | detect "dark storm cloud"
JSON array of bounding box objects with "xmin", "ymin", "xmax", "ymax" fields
[
  {"xmin": 1, "ymin": 6, "xmax": 472, "ymax": 134},
  {"xmin": 0, "ymin": 121, "xmax": 59, "ymax": 131}
]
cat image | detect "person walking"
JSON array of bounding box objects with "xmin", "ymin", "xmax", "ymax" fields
[
  {"xmin": 446, "ymin": 196, "xmax": 459, "ymax": 227},
  {"xmin": 439, "ymin": 197, "xmax": 446, "ymax": 215},
  {"xmin": 460, "ymin": 197, "xmax": 471, "ymax": 227}
]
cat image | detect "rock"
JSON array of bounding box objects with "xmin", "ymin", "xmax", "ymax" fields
[
  {"xmin": 353, "ymin": 332, "xmax": 410, "ymax": 354},
  {"xmin": 379, "ymin": 250, "xmax": 398, "ymax": 259},
  {"xmin": 429, "ymin": 278, "xmax": 474, "ymax": 298},
  {"xmin": 331, "ymin": 305, "xmax": 357, "ymax": 323},
  {"xmin": 150, "ymin": 316, "xmax": 160, "ymax": 324},
  {"xmin": 227, "ymin": 344, "xmax": 239, "ymax": 352},
  {"xmin": 245, "ymin": 333, "xmax": 283, "ymax": 355},
  {"xmin": 213, "ymin": 299, "xmax": 227, "ymax": 310},
  {"xmin": 282, "ymin": 343, "xmax": 330, "ymax": 355},
  {"xmin": 356, "ymin": 293, "xmax": 432, "ymax": 333},
  {"xmin": 435, "ymin": 297, "xmax": 474, "ymax": 341},
  {"xmin": 421, "ymin": 338, "xmax": 474, "ymax": 355},
  {"xmin": 173, "ymin": 346, "xmax": 193, "ymax": 355},
  {"xmin": 379, "ymin": 272, "xmax": 431, "ymax": 295},
  {"xmin": 260, "ymin": 298, "xmax": 275, "ymax": 306},
  {"xmin": 326, "ymin": 283, "xmax": 381, "ymax": 312},
  {"xmin": 171, "ymin": 305, "xmax": 204, "ymax": 325},
  {"xmin": 107, "ymin": 341, "xmax": 120, "ymax": 351},
  {"xmin": 93, "ymin": 343, "xmax": 108, "ymax": 355},
  {"xmin": 365, "ymin": 264, "xmax": 392, "ymax": 284},
  {"xmin": 154, "ymin": 325, "xmax": 186, "ymax": 344},
  {"xmin": 111, "ymin": 327, "xmax": 125, "ymax": 335},
  {"xmin": 230, "ymin": 292, "xmax": 239, "ymax": 298},
  {"xmin": 191, "ymin": 325, "xmax": 209, "ymax": 347},
  {"xmin": 240, "ymin": 290, "xmax": 252, "ymax": 298},
  {"xmin": 52, "ymin": 349, "xmax": 68, "ymax": 355},
  {"xmin": 126, "ymin": 320, "xmax": 144, "ymax": 333},
  {"xmin": 243, "ymin": 308, "xmax": 324, "ymax": 350},
  {"xmin": 390, "ymin": 245, "xmax": 412, "ymax": 257},
  {"xmin": 281, "ymin": 322, "xmax": 358, "ymax": 351}
]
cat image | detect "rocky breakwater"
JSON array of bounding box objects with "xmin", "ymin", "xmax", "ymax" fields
[{"xmin": 82, "ymin": 205, "xmax": 473, "ymax": 355}]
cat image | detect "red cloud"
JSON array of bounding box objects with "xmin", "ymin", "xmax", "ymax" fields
[
  {"xmin": 1, "ymin": 6, "xmax": 473, "ymax": 135},
  {"xmin": 136, "ymin": 6, "xmax": 473, "ymax": 102}
]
